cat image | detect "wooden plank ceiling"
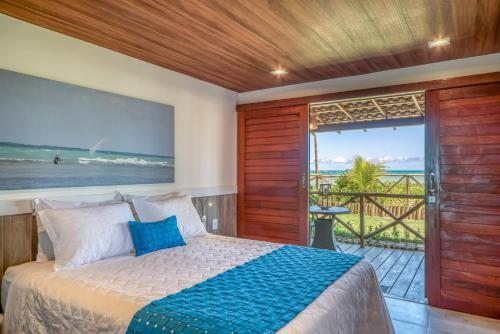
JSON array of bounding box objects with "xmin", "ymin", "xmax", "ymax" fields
[{"xmin": 1, "ymin": 0, "xmax": 499, "ymax": 92}]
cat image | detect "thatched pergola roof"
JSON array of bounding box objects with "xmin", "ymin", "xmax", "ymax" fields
[{"xmin": 310, "ymin": 91, "xmax": 425, "ymax": 132}]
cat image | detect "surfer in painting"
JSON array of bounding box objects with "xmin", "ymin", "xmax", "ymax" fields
[{"xmin": 53, "ymin": 153, "xmax": 63, "ymax": 164}]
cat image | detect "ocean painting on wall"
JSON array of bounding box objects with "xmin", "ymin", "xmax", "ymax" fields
[{"xmin": 0, "ymin": 69, "xmax": 174, "ymax": 190}]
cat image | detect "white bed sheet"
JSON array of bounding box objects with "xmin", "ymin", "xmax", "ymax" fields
[{"xmin": 3, "ymin": 234, "xmax": 393, "ymax": 334}]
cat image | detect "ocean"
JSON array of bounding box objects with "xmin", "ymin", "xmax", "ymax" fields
[
  {"xmin": 313, "ymin": 169, "xmax": 425, "ymax": 182},
  {"xmin": 0, "ymin": 142, "xmax": 174, "ymax": 190}
]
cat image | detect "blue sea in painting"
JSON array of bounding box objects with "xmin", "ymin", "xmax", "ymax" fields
[{"xmin": 0, "ymin": 142, "xmax": 175, "ymax": 190}]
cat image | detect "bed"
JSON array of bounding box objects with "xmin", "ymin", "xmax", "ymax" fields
[{"xmin": 2, "ymin": 234, "xmax": 393, "ymax": 334}]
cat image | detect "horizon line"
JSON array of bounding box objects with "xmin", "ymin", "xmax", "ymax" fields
[{"xmin": 0, "ymin": 141, "xmax": 174, "ymax": 159}]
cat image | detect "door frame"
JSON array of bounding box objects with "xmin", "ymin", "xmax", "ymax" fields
[{"xmin": 425, "ymin": 89, "xmax": 441, "ymax": 307}]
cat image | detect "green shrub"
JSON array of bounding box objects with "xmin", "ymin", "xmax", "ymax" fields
[{"xmin": 330, "ymin": 214, "xmax": 424, "ymax": 244}]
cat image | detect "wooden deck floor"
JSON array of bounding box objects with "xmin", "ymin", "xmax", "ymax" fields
[{"xmin": 339, "ymin": 243, "xmax": 426, "ymax": 303}]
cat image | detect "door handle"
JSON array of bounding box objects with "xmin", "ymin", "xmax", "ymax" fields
[
  {"xmin": 301, "ymin": 172, "xmax": 307, "ymax": 188},
  {"xmin": 429, "ymin": 172, "xmax": 436, "ymax": 195},
  {"xmin": 428, "ymin": 172, "xmax": 437, "ymax": 205}
]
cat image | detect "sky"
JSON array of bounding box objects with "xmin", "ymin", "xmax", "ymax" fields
[
  {"xmin": 310, "ymin": 125, "xmax": 424, "ymax": 171},
  {"xmin": 0, "ymin": 69, "xmax": 174, "ymax": 157}
]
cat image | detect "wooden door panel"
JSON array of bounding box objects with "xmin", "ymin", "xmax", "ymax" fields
[
  {"xmin": 441, "ymin": 154, "xmax": 500, "ymax": 165},
  {"xmin": 440, "ymin": 221, "xmax": 500, "ymax": 235},
  {"xmin": 426, "ymin": 82, "xmax": 500, "ymax": 319},
  {"xmin": 439, "ymin": 113, "xmax": 500, "ymax": 127},
  {"xmin": 441, "ymin": 165, "xmax": 500, "ymax": 175},
  {"xmin": 442, "ymin": 259, "xmax": 500, "ymax": 277},
  {"xmin": 441, "ymin": 192, "xmax": 500, "ymax": 207},
  {"xmin": 245, "ymin": 173, "xmax": 301, "ymax": 181},
  {"xmin": 244, "ymin": 165, "xmax": 301, "ymax": 173},
  {"xmin": 246, "ymin": 121, "xmax": 300, "ymax": 132},
  {"xmin": 245, "ymin": 143, "xmax": 301, "ymax": 153},
  {"xmin": 245, "ymin": 158, "xmax": 301, "ymax": 166},
  {"xmin": 440, "ymin": 143, "xmax": 500, "ymax": 155},
  {"xmin": 440, "ymin": 98, "xmax": 500, "ymax": 115},
  {"xmin": 440, "ymin": 211, "xmax": 500, "ymax": 226},
  {"xmin": 440, "ymin": 231, "xmax": 500, "ymax": 246},
  {"xmin": 441, "ymin": 250, "xmax": 500, "ymax": 267},
  {"xmin": 440, "ymin": 204, "xmax": 500, "ymax": 216},
  {"xmin": 246, "ymin": 150, "xmax": 301, "ymax": 159},
  {"xmin": 245, "ymin": 116, "xmax": 300, "ymax": 126},
  {"xmin": 238, "ymin": 105, "xmax": 308, "ymax": 246},
  {"xmin": 244, "ymin": 208, "xmax": 298, "ymax": 218},
  {"xmin": 244, "ymin": 214, "xmax": 299, "ymax": 225},
  {"xmin": 438, "ymin": 83, "xmax": 500, "ymax": 100},
  {"xmin": 441, "ymin": 124, "xmax": 500, "ymax": 136},
  {"xmin": 246, "ymin": 135, "xmax": 300, "ymax": 146},
  {"xmin": 245, "ymin": 128, "xmax": 301, "ymax": 139}
]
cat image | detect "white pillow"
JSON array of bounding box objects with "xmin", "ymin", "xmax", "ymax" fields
[
  {"xmin": 120, "ymin": 191, "xmax": 186, "ymax": 202},
  {"xmin": 132, "ymin": 195, "xmax": 206, "ymax": 239},
  {"xmin": 38, "ymin": 203, "xmax": 135, "ymax": 271},
  {"xmin": 33, "ymin": 198, "xmax": 123, "ymax": 262}
]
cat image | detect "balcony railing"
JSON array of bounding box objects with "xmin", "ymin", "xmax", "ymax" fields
[
  {"xmin": 310, "ymin": 173, "xmax": 424, "ymax": 196},
  {"xmin": 310, "ymin": 191, "xmax": 425, "ymax": 248}
]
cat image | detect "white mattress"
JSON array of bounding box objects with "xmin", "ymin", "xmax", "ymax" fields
[{"xmin": 3, "ymin": 234, "xmax": 393, "ymax": 334}]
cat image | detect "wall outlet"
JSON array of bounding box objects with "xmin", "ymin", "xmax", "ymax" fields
[{"xmin": 212, "ymin": 218, "xmax": 219, "ymax": 230}]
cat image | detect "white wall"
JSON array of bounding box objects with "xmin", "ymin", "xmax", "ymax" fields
[
  {"xmin": 0, "ymin": 14, "xmax": 238, "ymax": 214},
  {"xmin": 238, "ymin": 53, "xmax": 500, "ymax": 104}
]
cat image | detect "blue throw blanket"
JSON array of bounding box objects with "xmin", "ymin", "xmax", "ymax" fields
[{"xmin": 126, "ymin": 245, "xmax": 362, "ymax": 334}]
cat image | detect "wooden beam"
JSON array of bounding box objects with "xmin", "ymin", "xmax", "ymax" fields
[
  {"xmin": 411, "ymin": 94, "xmax": 424, "ymax": 116},
  {"xmin": 315, "ymin": 116, "xmax": 424, "ymax": 132},
  {"xmin": 335, "ymin": 103, "xmax": 355, "ymax": 121},
  {"xmin": 371, "ymin": 99, "xmax": 387, "ymax": 119}
]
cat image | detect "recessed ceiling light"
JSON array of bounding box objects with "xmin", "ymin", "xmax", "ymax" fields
[
  {"xmin": 271, "ymin": 68, "xmax": 288, "ymax": 76},
  {"xmin": 428, "ymin": 37, "xmax": 450, "ymax": 48}
]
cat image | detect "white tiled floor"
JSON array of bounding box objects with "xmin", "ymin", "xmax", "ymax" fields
[
  {"xmin": 386, "ymin": 296, "xmax": 500, "ymax": 334},
  {"xmin": 1, "ymin": 299, "xmax": 498, "ymax": 333}
]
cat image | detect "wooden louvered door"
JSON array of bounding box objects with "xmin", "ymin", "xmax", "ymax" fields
[
  {"xmin": 426, "ymin": 82, "xmax": 500, "ymax": 319},
  {"xmin": 237, "ymin": 105, "xmax": 309, "ymax": 246}
]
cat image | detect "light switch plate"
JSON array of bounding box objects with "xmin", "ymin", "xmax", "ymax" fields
[{"xmin": 212, "ymin": 218, "xmax": 219, "ymax": 230}]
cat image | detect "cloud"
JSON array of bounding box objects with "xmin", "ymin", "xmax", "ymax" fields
[
  {"xmin": 314, "ymin": 156, "xmax": 351, "ymax": 164},
  {"xmin": 373, "ymin": 155, "xmax": 395, "ymax": 163},
  {"xmin": 328, "ymin": 156, "xmax": 350, "ymax": 163},
  {"xmin": 369, "ymin": 155, "xmax": 424, "ymax": 164}
]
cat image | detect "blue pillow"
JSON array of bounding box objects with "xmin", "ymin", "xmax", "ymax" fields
[{"xmin": 128, "ymin": 216, "xmax": 185, "ymax": 256}]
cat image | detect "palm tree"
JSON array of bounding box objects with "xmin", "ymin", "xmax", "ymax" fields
[{"xmin": 350, "ymin": 156, "xmax": 386, "ymax": 192}]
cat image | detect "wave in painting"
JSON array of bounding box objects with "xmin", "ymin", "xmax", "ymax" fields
[
  {"xmin": 0, "ymin": 142, "xmax": 175, "ymax": 190},
  {"xmin": 0, "ymin": 142, "xmax": 174, "ymax": 166}
]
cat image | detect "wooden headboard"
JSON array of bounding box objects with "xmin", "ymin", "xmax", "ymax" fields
[
  {"xmin": 0, "ymin": 213, "xmax": 37, "ymax": 288},
  {"xmin": 0, "ymin": 193, "xmax": 236, "ymax": 304}
]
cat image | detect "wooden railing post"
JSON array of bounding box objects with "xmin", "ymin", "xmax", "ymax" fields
[
  {"xmin": 406, "ymin": 175, "xmax": 410, "ymax": 205},
  {"xmin": 359, "ymin": 194, "xmax": 365, "ymax": 248}
]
